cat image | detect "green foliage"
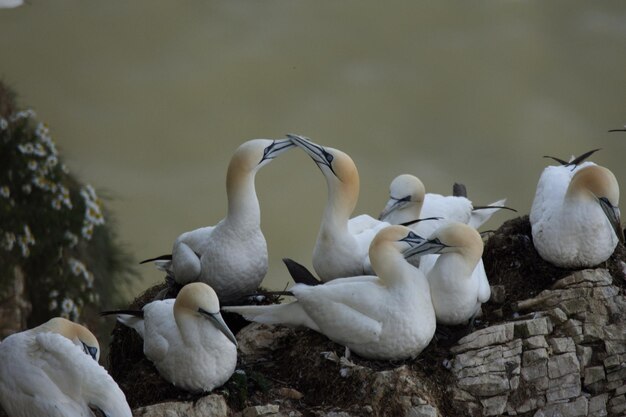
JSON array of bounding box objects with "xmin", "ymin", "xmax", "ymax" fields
[{"xmin": 0, "ymin": 81, "xmax": 135, "ymax": 326}]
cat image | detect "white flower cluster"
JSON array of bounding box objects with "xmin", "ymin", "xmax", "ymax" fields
[
  {"xmin": 68, "ymin": 257, "xmax": 94, "ymax": 289},
  {"xmin": 80, "ymin": 184, "xmax": 105, "ymax": 239},
  {"xmin": 0, "ymin": 186, "xmax": 9, "ymax": 198},
  {"xmin": 9, "ymin": 109, "xmax": 36, "ymax": 122},
  {"xmin": 17, "ymin": 224, "xmax": 35, "ymax": 257},
  {"xmin": 60, "ymin": 297, "xmax": 78, "ymax": 321}
]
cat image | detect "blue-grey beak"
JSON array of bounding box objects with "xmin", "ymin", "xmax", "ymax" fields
[
  {"xmin": 199, "ymin": 308, "xmax": 238, "ymax": 347},
  {"xmin": 260, "ymin": 138, "xmax": 295, "ymax": 164}
]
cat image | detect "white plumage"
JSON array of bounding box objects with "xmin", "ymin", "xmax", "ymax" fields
[
  {"xmin": 530, "ymin": 157, "xmax": 622, "ymax": 268},
  {"xmin": 288, "ymin": 134, "xmax": 390, "ymax": 281},
  {"xmin": 405, "ymin": 222, "xmax": 490, "ymax": 326},
  {"xmin": 0, "ymin": 318, "xmax": 131, "ymax": 417},
  {"xmin": 378, "ymin": 174, "xmax": 506, "ymax": 238},
  {"xmin": 144, "ymin": 138, "xmax": 294, "ymax": 303},
  {"xmin": 113, "ymin": 282, "xmax": 237, "ymax": 393},
  {"xmin": 224, "ymin": 225, "xmax": 436, "ymax": 361}
]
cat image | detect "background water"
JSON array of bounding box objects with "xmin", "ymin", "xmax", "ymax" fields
[{"xmin": 1, "ymin": 1, "xmax": 626, "ymax": 300}]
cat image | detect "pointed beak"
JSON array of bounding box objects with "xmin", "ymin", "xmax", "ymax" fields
[
  {"xmin": 199, "ymin": 308, "xmax": 238, "ymax": 347},
  {"xmin": 286, "ymin": 134, "xmax": 336, "ymax": 175},
  {"xmin": 260, "ymin": 138, "xmax": 295, "ymax": 164},
  {"xmin": 598, "ymin": 197, "xmax": 624, "ymax": 244},
  {"xmin": 399, "ymin": 231, "xmax": 427, "ymax": 259},
  {"xmin": 82, "ymin": 342, "xmax": 99, "ymax": 361},
  {"xmin": 403, "ymin": 237, "xmax": 449, "ymax": 260},
  {"xmin": 378, "ymin": 196, "xmax": 411, "ymax": 221}
]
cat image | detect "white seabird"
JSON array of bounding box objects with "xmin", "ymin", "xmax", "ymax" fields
[
  {"xmin": 377, "ymin": 173, "xmax": 503, "ymax": 286},
  {"xmin": 378, "ymin": 174, "xmax": 507, "ymax": 237},
  {"xmin": 287, "ymin": 134, "xmax": 390, "ymax": 281},
  {"xmin": 224, "ymin": 225, "xmax": 436, "ymax": 361},
  {"xmin": 0, "ymin": 317, "xmax": 131, "ymax": 417},
  {"xmin": 530, "ymin": 152, "xmax": 623, "ymax": 268},
  {"xmin": 406, "ymin": 222, "xmax": 489, "ymax": 326},
  {"xmin": 106, "ymin": 282, "xmax": 237, "ymax": 393},
  {"xmin": 142, "ymin": 138, "xmax": 294, "ymax": 303}
]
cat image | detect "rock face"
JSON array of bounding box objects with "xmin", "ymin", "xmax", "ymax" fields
[
  {"xmin": 111, "ymin": 267, "xmax": 626, "ymax": 417},
  {"xmin": 449, "ymin": 268, "xmax": 626, "ymax": 416}
]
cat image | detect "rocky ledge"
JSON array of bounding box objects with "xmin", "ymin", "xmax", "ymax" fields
[{"xmin": 127, "ymin": 267, "xmax": 626, "ymax": 417}]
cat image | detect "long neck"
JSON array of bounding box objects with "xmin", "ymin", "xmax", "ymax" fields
[
  {"xmin": 225, "ymin": 163, "xmax": 261, "ymax": 228},
  {"xmin": 370, "ymin": 245, "xmax": 416, "ymax": 286},
  {"xmin": 436, "ymin": 252, "xmax": 477, "ymax": 278},
  {"xmin": 319, "ymin": 176, "xmax": 358, "ymax": 237}
]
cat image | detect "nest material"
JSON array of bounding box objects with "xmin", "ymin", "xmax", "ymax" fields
[
  {"xmin": 106, "ymin": 217, "xmax": 626, "ymax": 413},
  {"xmin": 105, "ymin": 279, "xmax": 282, "ymax": 408}
]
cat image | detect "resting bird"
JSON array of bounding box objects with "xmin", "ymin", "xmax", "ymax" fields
[
  {"xmin": 378, "ymin": 174, "xmax": 508, "ymax": 237},
  {"xmin": 530, "ymin": 150, "xmax": 623, "ymax": 268},
  {"xmin": 224, "ymin": 225, "xmax": 436, "ymax": 361},
  {"xmin": 406, "ymin": 222, "xmax": 489, "ymax": 326},
  {"xmin": 142, "ymin": 138, "xmax": 294, "ymax": 303},
  {"xmin": 103, "ymin": 282, "xmax": 237, "ymax": 393},
  {"xmin": 287, "ymin": 134, "xmax": 390, "ymax": 281},
  {"xmin": 0, "ymin": 317, "xmax": 131, "ymax": 417}
]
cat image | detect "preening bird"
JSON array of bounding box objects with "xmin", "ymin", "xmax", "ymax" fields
[
  {"xmin": 530, "ymin": 150, "xmax": 623, "ymax": 268},
  {"xmin": 405, "ymin": 222, "xmax": 489, "ymax": 326},
  {"xmin": 287, "ymin": 134, "xmax": 390, "ymax": 281},
  {"xmin": 0, "ymin": 317, "xmax": 131, "ymax": 417},
  {"xmin": 224, "ymin": 225, "xmax": 436, "ymax": 361},
  {"xmin": 103, "ymin": 282, "xmax": 237, "ymax": 393},
  {"xmin": 141, "ymin": 138, "xmax": 294, "ymax": 303}
]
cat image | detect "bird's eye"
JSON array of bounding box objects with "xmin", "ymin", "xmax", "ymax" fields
[
  {"xmin": 408, "ymin": 231, "xmax": 418, "ymax": 239},
  {"xmin": 324, "ymin": 152, "xmax": 334, "ymax": 163}
]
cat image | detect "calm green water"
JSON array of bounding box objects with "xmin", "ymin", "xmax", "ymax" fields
[{"xmin": 2, "ymin": 1, "xmax": 626, "ymax": 298}]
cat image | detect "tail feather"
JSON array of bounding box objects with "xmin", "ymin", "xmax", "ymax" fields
[
  {"xmin": 469, "ymin": 198, "xmax": 508, "ymax": 229},
  {"xmin": 101, "ymin": 310, "xmax": 145, "ymax": 338},
  {"xmin": 223, "ymin": 302, "xmax": 319, "ymax": 332},
  {"xmin": 282, "ymin": 258, "xmax": 321, "ymax": 286}
]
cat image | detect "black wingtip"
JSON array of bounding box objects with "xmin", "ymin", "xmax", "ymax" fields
[
  {"xmin": 100, "ymin": 309, "xmax": 144, "ymax": 318},
  {"xmin": 543, "ymin": 155, "xmax": 569, "ymax": 165},
  {"xmin": 282, "ymin": 257, "xmax": 321, "ymax": 286},
  {"xmin": 139, "ymin": 254, "xmax": 172, "ymax": 264},
  {"xmin": 453, "ymin": 183, "xmax": 468, "ymax": 198},
  {"xmin": 608, "ymin": 128, "xmax": 626, "ymax": 133},
  {"xmin": 472, "ymin": 205, "xmax": 518, "ymax": 213},
  {"xmin": 400, "ymin": 217, "xmax": 442, "ymax": 227},
  {"xmin": 568, "ymin": 148, "xmax": 600, "ymax": 166}
]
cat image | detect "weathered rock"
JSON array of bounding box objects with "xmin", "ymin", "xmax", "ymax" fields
[
  {"xmin": 132, "ymin": 394, "xmax": 228, "ymax": 417},
  {"xmin": 237, "ymin": 322, "xmax": 294, "ymax": 360},
  {"xmin": 448, "ymin": 268, "xmax": 626, "ymax": 416},
  {"xmin": 405, "ymin": 404, "xmax": 438, "ymax": 417},
  {"xmin": 242, "ymin": 404, "xmax": 281, "ymax": 417}
]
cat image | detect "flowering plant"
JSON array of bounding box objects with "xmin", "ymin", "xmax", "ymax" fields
[{"xmin": 0, "ymin": 84, "xmax": 133, "ymax": 325}]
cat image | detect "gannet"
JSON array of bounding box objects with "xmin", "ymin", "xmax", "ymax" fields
[
  {"xmin": 104, "ymin": 282, "xmax": 237, "ymax": 393},
  {"xmin": 224, "ymin": 225, "xmax": 436, "ymax": 361},
  {"xmin": 142, "ymin": 138, "xmax": 294, "ymax": 303},
  {"xmin": 377, "ymin": 173, "xmax": 504, "ymax": 281},
  {"xmin": 287, "ymin": 134, "xmax": 389, "ymax": 281},
  {"xmin": 530, "ymin": 154, "xmax": 623, "ymax": 268},
  {"xmin": 0, "ymin": 317, "xmax": 131, "ymax": 417},
  {"xmin": 405, "ymin": 222, "xmax": 489, "ymax": 326},
  {"xmin": 378, "ymin": 174, "xmax": 508, "ymax": 237}
]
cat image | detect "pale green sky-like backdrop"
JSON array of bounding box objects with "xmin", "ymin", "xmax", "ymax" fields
[{"xmin": 1, "ymin": 1, "xmax": 625, "ymax": 299}]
